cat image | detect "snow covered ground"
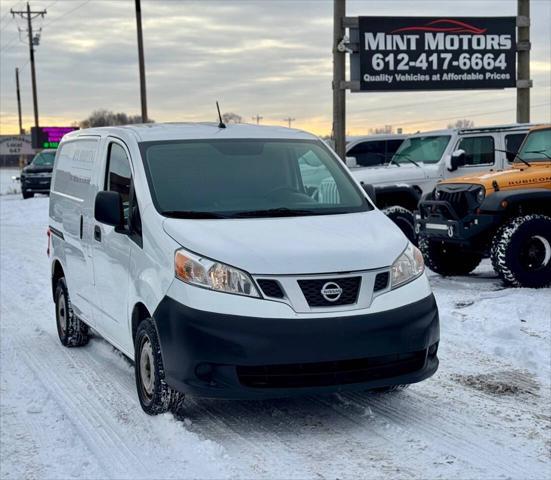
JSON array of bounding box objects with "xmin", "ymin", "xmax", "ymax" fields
[
  {"xmin": 1, "ymin": 194, "xmax": 550, "ymax": 480},
  {"xmin": 0, "ymin": 168, "xmax": 21, "ymax": 196}
]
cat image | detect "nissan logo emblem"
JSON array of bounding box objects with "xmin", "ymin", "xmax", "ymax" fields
[{"xmin": 321, "ymin": 282, "xmax": 343, "ymax": 302}]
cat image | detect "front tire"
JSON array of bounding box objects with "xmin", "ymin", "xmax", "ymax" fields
[
  {"xmin": 134, "ymin": 318, "xmax": 184, "ymax": 415},
  {"xmin": 490, "ymin": 214, "xmax": 551, "ymax": 288},
  {"xmin": 383, "ymin": 206, "xmax": 417, "ymax": 244},
  {"xmin": 22, "ymin": 189, "xmax": 33, "ymax": 199},
  {"xmin": 419, "ymin": 237, "xmax": 482, "ymax": 276},
  {"xmin": 55, "ymin": 278, "xmax": 89, "ymax": 347}
]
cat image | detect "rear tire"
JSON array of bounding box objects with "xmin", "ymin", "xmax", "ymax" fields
[
  {"xmin": 22, "ymin": 189, "xmax": 33, "ymax": 199},
  {"xmin": 135, "ymin": 318, "xmax": 184, "ymax": 415},
  {"xmin": 383, "ymin": 206, "xmax": 417, "ymax": 244},
  {"xmin": 419, "ymin": 236, "xmax": 482, "ymax": 276},
  {"xmin": 490, "ymin": 214, "xmax": 551, "ymax": 288},
  {"xmin": 55, "ymin": 278, "xmax": 89, "ymax": 347}
]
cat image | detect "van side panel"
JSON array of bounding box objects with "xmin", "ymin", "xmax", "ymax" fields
[{"xmin": 49, "ymin": 137, "xmax": 101, "ymax": 325}]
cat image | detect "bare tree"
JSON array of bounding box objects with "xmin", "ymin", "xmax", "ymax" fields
[
  {"xmin": 80, "ymin": 109, "xmax": 153, "ymax": 128},
  {"xmin": 447, "ymin": 119, "xmax": 475, "ymax": 129},
  {"xmin": 222, "ymin": 112, "xmax": 242, "ymax": 124}
]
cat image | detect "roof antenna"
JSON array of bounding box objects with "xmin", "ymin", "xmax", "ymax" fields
[{"xmin": 216, "ymin": 101, "xmax": 226, "ymax": 129}]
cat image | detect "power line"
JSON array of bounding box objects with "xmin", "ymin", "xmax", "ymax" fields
[
  {"xmin": 41, "ymin": 0, "xmax": 90, "ymax": 30},
  {"xmin": 10, "ymin": 2, "xmax": 47, "ymax": 131}
]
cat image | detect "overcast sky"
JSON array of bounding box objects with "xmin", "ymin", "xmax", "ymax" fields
[{"xmin": 0, "ymin": 0, "xmax": 550, "ymax": 135}]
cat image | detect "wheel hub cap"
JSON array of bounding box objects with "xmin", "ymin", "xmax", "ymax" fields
[
  {"xmin": 57, "ymin": 292, "xmax": 67, "ymax": 335},
  {"xmin": 140, "ymin": 338, "xmax": 155, "ymax": 398},
  {"xmin": 520, "ymin": 235, "xmax": 551, "ymax": 271}
]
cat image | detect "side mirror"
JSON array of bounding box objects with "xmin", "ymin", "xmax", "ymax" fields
[
  {"xmin": 361, "ymin": 183, "xmax": 377, "ymax": 204},
  {"xmin": 95, "ymin": 191, "xmax": 124, "ymax": 227},
  {"xmin": 448, "ymin": 149, "xmax": 466, "ymax": 171},
  {"xmin": 345, "ymin": 156, "xmax": 358, "ymax": 168}
]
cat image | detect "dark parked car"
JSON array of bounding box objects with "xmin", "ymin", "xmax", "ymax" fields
[{"xmin": 20, "ymin": 149, "xmax": 56, "ymax": 199}]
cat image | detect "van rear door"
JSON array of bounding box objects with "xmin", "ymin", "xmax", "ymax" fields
[{"xmin": 50, "ymin": 137, "xmax": 100, "ymax": 326}]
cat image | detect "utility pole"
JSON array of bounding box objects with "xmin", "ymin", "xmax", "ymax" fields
[
  {"xmin": 283, "ymin": 117, "xmax": 296, "ymax": 128},
  {"xmin": 15, "ymin": 68, "xmax": 23, "ymax": 134},
  {"xmin": 252, "ymin": 114, "xmax": 263, "ymax": 125},
  {"xmin": 332, "ymin": 0, "xmax": 346, "ymax": 160},
  {"xmin": 135, "ymin": 0, "xmax": 148, "ymax": 123},
  {"xmin": 517, "ymin": 0, "xmax": 530, "ymax": 123},
  {"xmin": 11, "ymin": 3, "xmax": 46, "ymax": 132}
]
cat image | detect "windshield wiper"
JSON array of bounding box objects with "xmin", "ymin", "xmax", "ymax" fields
[
  {"xmin": 161, "ymin": 210, "xmax": 230, "ymax": 219},
  {"xmin": 525, "ymin": 149, "xmax": 551, "ymax": 160},
  {"xmin": 391, "ymin": 153, "xmax": 420, "ymax": 168},
  {"xmin": 231, "ymin": 207, "xmax": 321, "ymax": 218},
  {"xmin": 494, "ymin": 148, "xmax": 531, "ymax": 167}
]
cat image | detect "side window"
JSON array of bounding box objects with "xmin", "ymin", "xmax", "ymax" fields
[
  {"xmin": 386, "ymin": 140, "xmax": 404, "ymax": 163},
  {"xmin": 348, "ymin": 141, "xmax": 386, "ymax": 167},
  {"xmin": 505, "ymin": 134, "xmax": 527, "ymax": 162},
  {"xmin": 457, "ymin": 136, "xmax": 495, "ymax": 166},
  {"xmin": 105, "ymin": 143, "xmax": 132, "ymax": 226}
]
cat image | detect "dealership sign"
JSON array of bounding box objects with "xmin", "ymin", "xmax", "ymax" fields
[
  {"xmin": 355, "ymin": 17, "xmax": 516, "ymax": 91},
  {"xmin": 31, "ymin": 126, "xmax": 79, "ymax": 149}
]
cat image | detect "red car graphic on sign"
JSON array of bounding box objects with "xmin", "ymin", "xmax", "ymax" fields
[{"xmin": 391, "ymin": 19, "xmax": 487, "ymax": 35}]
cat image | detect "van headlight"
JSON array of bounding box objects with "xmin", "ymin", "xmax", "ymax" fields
[
  {"xmin": 391, "ymin": 243, "xmax": 425, "ymax": 289},
  {"xmin": 174, "ymin": 248, "xmax": 260, "ymax": 297}
]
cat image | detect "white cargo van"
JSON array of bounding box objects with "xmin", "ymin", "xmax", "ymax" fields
[{"xmin": 49, "ymin": 123, "xmax": 439, "ymax": 415}]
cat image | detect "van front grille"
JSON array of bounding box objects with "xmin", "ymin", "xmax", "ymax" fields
[
  {"xmin": 297, "ymin": 276, "xmax": 361, "ymax": 307},
  {"xmin": 257, "ymin": 279, "xmax": 285, "ymax": 299},
  {"xmin": 236, "ymin": 350, "xmax": 426, "ymax": 389},
  {"xmin": 374, "ymin": 272, "xmax": 389, "ymax": 292}
]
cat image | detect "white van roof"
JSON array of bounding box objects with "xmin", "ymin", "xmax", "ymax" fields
[{"xmin": 63, "ymin": 122, "xmax": 317, "ymax": 143}]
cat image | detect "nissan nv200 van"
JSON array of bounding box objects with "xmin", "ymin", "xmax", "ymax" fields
[{"xmin": 49, "ymin": 123, "xmax": 439, "ymax": 415}]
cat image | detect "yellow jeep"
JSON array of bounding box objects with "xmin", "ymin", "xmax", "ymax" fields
[{"xmin": 416, "ymin": 125, "xmax": 551, "ymax": 288}]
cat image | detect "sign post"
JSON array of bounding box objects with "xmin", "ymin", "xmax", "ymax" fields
[{"xmin": 332, "ymin": 0, "xmax": 346, "ymax": 160}]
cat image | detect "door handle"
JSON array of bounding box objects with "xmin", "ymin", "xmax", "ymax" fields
[
  {"xmin": 79, "ymin": 215, "xmax": 84, "ymax": 239},
  {"xmin": 94, "ymin": 225, "xmax": 101, "ymax": 242}
]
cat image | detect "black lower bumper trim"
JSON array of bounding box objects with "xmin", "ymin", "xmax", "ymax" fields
[{"xmin": 153, "ymin": 294, "xmax": 440, "ymax": 399}]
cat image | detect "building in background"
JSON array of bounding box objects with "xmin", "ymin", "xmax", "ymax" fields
[{"xmin": 0, "ymin": 135, "xmax": 37, "ymax": 167}]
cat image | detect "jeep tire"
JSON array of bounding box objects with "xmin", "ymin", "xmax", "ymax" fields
[
  {"xmin": 383, "ymin": 206, "xmax": 417, "ymax": 244},
  {"xmin": 491, "ymin": 214, "xmax": 551, "ymax": 288},
  {"xmin": 135, "ymin": 318, "xmax": 184, "ymax": 415},
  {"xmin": 55, "ymin": 277, "xmax": 89, "ymax": 347},
  {"xmin": 419, "ymin": 237, "xmax": 482, "ymax": 276}
]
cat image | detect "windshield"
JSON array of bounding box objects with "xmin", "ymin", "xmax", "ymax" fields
[
  {"xmin": 140, "ymin": 139, "xmax": 371, "ymax": 218},
  {"xmin": 391, "ymin": 135, "xmax": 451, "ymax": 165},
  {"xmin": 32, "ymin": 151, "xmax": 55, "ymax": 166},
  {"xmin": 518, "ymin": 129, "xmax": 551, "ymax": 162}
]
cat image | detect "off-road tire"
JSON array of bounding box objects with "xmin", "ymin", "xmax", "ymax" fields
[
  {"xmin": 135, "ymin": 318, "xmax": 184, "ymax": 415},
  {"xmin": 22, "ymin": 190, "xmax": 33, "ymax": 199},
  {"xmin": 370, "ymin": 384, "xmax": 410, "ymax": 393},
  {"xmin": 490, "ymin": 214, "xmax": 551, "ymax": 288},
  {"xmin": 383, "ymin": 206, "xmax": 417, "ymax": 244},
  {"xmin": 55, "ymin": 278, "xmax": 89, "ymax": 347},
  {"xmin": 419, "ymin": 236, "xmax": 482, "ymax": 276}
]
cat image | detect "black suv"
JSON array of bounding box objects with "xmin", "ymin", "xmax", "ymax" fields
[{"xmin": 20, "ymin": 149, "xmax": 56, "ymax": 199}]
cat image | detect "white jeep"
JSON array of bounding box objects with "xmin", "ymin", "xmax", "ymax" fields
[{"xmin": 349, "ymin": 124, "xmax": 535, "ymax": 241}]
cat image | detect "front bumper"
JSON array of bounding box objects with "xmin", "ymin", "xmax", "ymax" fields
[
  {"xmin": 416, "ymin": 200, "xmax": 500, "ymax": 243},
  {"xmin": 21, "ymin": 176, "xmax": 51, "ymax": 193},
  {"xmin": 153, "ymin": 294, "xmax": 440, "ymax": 399}
]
